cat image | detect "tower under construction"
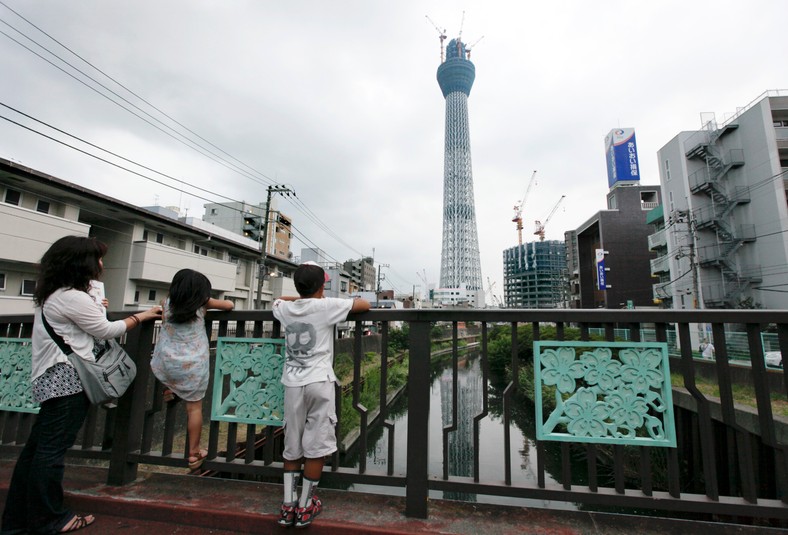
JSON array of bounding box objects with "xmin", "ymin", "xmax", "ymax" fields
[{"xmin": 436, "ymin": 37, "xmax": 483, "ymax": 301}]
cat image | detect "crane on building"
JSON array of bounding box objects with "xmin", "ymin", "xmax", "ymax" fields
[
  {"xmin": 512, "ymin": 170, "xmax": 537, "ymax": 245},
  {"xmin": 425, "ymin": 15, "xmax": 447, "ymax": 63},
  {"xmin": 534, "ymin": 195, "xmax": 566, "ymax": 241},
  {"xmin": 465, "ymin": 35, "xmax": 485, "ymax": 58}
]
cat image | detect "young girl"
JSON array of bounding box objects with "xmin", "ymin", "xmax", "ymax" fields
[{"xmin": 151, "ymin": 268, "xmax": 234, "ymax": 470}]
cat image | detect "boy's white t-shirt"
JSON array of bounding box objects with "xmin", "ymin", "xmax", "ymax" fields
[{"xmin": 272, "ymin": 297, "xmax": 353, "ymax": 387}]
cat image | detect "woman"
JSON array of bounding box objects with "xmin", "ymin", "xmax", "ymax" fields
[{"xmin": 1, "ymin": 236, "xmax": 162, "ymax": 534}]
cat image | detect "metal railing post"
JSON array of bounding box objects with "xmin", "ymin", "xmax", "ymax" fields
[
  {"xmin": 107, "ymin": 318, "xmax": 156, "ymax": 485},
  {"xmin": 405, "ymin": 318, "xmax": 431, "ymax": 518}
]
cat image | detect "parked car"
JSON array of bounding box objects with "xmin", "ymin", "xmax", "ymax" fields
[{"xmin": 764, "ymin": 351, "xmax": 783, "ymax": 368}]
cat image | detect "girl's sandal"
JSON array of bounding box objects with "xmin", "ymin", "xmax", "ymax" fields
[
  {"xmin": 188, "ymin": 449, "xmax": 208, "ymax": 470},
  {"xmin": 59, "ymin": 514, "xmax": 95, "ymax": 532},
  {"xmin": 163, "ymin": 389, "xmax": 176, "ymax": 403}
]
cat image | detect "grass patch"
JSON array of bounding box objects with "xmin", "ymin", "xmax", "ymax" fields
[
  {"xmin": 338, "ymin": 353, "xmax": 409, "ymax": 443},
  {"xmin": 670, "ymin": 373, "xmax": 788, "ymax": 418}
]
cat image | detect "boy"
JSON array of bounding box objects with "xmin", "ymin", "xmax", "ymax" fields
[{"xmin": 272, "ymin": 261, "xmax": 370, "ymax": 528}]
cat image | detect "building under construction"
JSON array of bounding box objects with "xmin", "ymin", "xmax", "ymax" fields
[{"xmin": 503, "ymin": 240, "xmax": 567, "ymax": 308}]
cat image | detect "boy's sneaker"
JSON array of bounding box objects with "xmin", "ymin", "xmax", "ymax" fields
[
  {"xmin": 294, "ymin": 496, "xmax": 322, "ymax": 528},
  {"xmin": 278, "ymin": 502, "xmax": 297, "ymax": 527}
]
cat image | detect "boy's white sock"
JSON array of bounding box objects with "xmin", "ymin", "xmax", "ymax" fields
[
  {"xmin": 283, "ymin": 470, "xmax": 301, "ymax": 505},
  {"xmin": 299, "ymin": 477, "xmax": 319, "ymax": 508}
]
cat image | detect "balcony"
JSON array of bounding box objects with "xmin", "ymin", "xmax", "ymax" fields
[
  {"xmin": 650, "ymin": 254, "xmax": 671, "ymax": 274},
  {"xmin": 652, "ymin": 281, "xmax": 671, "ymax": 301},
  {"xmin": 129, "ymin": 241, "xmax": 237, "ymax": 291},
  {"xmin": 0, "ymin": 203, "xmax": 90, "ymax": 264},
  {"xmin": 647, "ymin": 228, "xmax": 667, "ymax": 251},
  {"xmin": 1, "ymin": 308, "xmax": 787, "ymax": 524}
]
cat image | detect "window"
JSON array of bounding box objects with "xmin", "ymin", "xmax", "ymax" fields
[
  {"xmin": 341, "ymin": 281, "xmax": 348, "ymax": 292},
  {"xmin": 211, "ymin": 208, "xmax": 217, "ymax": 215},
  {"xmin": 668, "ymin": 191, "xmax": 675, "ymax": 212},
  {"xmin": 664, "ymin": 159, "xmax": 671, "ymax": 181},
  {"xmin": 640, "ymin": 190, "xmax": 658, "ymax": 209},
  {"xmin": 134, "ymin": 290, "xmax": 140, "ymax": 303},
  {"xmin": 21, "ymin": 279, "xmax": 36, "ymax": 296},
  {"xmin": 143, "ymin": 230, "xmax": 149, "ymax": 241},
  {"xmin": 148, "ymin": 290, "xmax": 156, "ymax": 302},
  {"xmin": 0, "ymin": 273, "xmax": 5, "ymax": 290},
  {"xmin": 36, "ymin": 200, "xmax": 50, "ymax": 214},
  {"xmin": 324, "ymin": 280, "xmax": 332, "ymax": 291},
  {"xmin": 4, "ymin": 188, "xmax": 20, "ymax": 206},
  {"xmin": 156, "ymin": 233, "xmax": 164, "ymax": 244}
]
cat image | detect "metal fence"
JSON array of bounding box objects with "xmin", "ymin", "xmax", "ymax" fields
[{"xmin": 1, "ymin": 308, "xmax": 787, "ymax": 523}]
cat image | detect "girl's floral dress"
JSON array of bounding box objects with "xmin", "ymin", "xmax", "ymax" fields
[{"xmin": 151, "ymin": 299, "xmax": 209, "ymax": 401}]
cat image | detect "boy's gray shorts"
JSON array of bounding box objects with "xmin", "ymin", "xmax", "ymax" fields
[{"xmin": 283, "ymin": 381, "xmax": 337, "ymax": 460}]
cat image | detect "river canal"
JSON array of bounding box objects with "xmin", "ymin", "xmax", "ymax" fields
[{"xmin": 338, "ymin": 348, "xmax": 578, "ymax": 510}]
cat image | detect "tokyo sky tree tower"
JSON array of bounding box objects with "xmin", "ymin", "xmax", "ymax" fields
[{"xmin": 437, "ymin": 38, "xmax": 482, "ymax": 292}]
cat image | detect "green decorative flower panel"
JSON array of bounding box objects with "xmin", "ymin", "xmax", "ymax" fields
[
  {"xmin": 211, "ymin": 337, "xmax": 285, "ymax": 426},
  {"xmin": 534, "ymin": 341, "xmax": 676, "ymax": 447},
  {"xmin": 0, "ymin": 338, "xmax": 39, "ymax": 414}
]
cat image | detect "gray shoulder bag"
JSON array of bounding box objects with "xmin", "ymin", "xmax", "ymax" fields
[{"xmin": 41, "ymin": 309, "xmax": 136, "ymax": 405}]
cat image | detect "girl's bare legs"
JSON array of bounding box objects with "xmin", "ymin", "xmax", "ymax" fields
[{"xmin": 185, "ymin": 400, "xmax": 204, "ymax": 457}]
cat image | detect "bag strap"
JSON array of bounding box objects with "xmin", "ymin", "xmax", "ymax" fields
[{"xmin": 40, "ymin": 307, "xmax": 74, "ymax": 356}]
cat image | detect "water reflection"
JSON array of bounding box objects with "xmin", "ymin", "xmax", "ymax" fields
[{"xmin": 340, "ymin": 350, "xmax": 578, "ymax": 510}]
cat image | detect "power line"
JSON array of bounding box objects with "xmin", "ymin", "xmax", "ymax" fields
[
  {"xmin": 0, "ymin": 16, "xmax": 276, "ymax": 190},
  {"xmin": 0, "ymin": 0, "xmax": 278, "ymax": 187},
  {"xmin": 1, "ymin": 6, "xmax": 408, "ymax": 285},
  {"xmin": 0, "ymin": 108, "xmax": 369, "ymax": 270}
]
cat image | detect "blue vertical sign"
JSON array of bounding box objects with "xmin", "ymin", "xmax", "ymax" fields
[
  {"xmin": 605, "ymin": 128, "xmax": 640, "ymax": 188},
  {"xmin": 596, "ymin": 249, "xmax": 607, "ymax": 291}
]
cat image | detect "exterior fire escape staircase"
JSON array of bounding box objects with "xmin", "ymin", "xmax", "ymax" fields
[{"xmin": 685, "ymin": 125, "xmax": 760, "ymax": 308}]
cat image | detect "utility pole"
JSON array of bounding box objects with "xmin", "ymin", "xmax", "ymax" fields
[
  {"xmin": 255, "ymin": 184, "xmax": 294, "ymax": 309},
  {"xmin": 375, "ymin": 263, "xmax": 389, "ymax": 308}
]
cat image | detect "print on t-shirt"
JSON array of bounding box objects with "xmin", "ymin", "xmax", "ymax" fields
[{"xmin": 285, "ymin": 322, "xmax": 317, "ymax": 367}]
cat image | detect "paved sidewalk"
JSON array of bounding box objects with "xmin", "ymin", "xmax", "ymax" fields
[{"xmin": 0, "ymin": 460, "xmax": 784, "ymax": 534}]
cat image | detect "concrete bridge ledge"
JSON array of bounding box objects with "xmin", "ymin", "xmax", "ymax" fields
[{"xmin": 0, "ymin": 459, "xmax": 784, "ymax": 534}]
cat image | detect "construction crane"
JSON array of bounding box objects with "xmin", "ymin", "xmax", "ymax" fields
[
  {"xmin": 512, "ymin": 170, "xmax": 537, "ymax": 245},
  {"xmin": 465, "ymin": 35, "xmax": 485, "ymax": 59},
  {"xmin": 485, "ymin": 276, "xmax": 502, "ymax": 308},
  {"xmin": 485, "ymin": 277, "xmax": 496, "ymax": 307},
  {"xmin": 534, "ymin": 195, "xmax": 566, "ymax": 241},
  {"xmin": 425, "ymin": 15, "xmax": 447, "ymax": 62}
]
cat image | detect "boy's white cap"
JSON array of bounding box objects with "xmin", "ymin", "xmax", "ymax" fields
[{"xmin": 300, "ymin": 261, "xmax": 330, "ymax": 281}]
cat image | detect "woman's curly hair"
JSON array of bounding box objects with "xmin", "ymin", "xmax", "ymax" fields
[{"xmin": 34, "ymin": 236, "xmax": 107, "ymax": 306}]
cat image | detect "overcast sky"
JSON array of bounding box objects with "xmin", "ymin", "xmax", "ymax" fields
[{"xmin": 1, "ymin": 1, "xmax": 785, "ymax": 303}]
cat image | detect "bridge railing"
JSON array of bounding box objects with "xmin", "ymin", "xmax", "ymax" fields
[{"xmin": 1, "ymin": 308, "xmax": 787, "ymax": 522}]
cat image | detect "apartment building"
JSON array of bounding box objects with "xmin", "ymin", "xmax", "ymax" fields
[
  {"xmin": 343, "ymin": 257, "xmax": 375, "ymax": 292},
  {"xmin": 653, "ymin": 91, "xmax": 788, "ymax": 309},
  {"xmin": 203, "ymin": 201, "xmax": 293, "ymax": 262},
  {"xmin": 0, "ymin": 157, "xmax": 293, "ymax": 313}
]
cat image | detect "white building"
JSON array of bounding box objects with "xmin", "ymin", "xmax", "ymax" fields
[
  {"xmin": 0, "ymin": 157, "xmax": 295, "ymax": 313},
  {"xmin": 432, "ymin": 284, "xmax": 484, "ymax": 308},
  {"xmin": 653, "ymin": 91, "xmax": 788, "ymax": 310}
]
